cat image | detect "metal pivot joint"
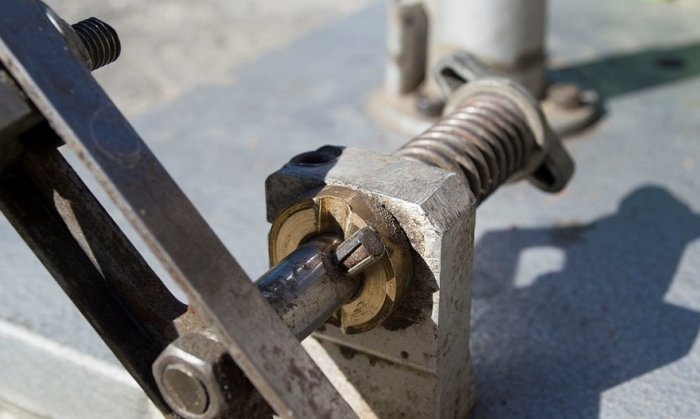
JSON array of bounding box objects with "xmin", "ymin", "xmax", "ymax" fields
[
  {"xmin": 1, "ymin": 1, "xmax": 356, "ymax": 418},
  {"xmin": 153, "ymin": 333, "xmax": 272, "ymax": 419},
  {"xmin": 396, "ymin": 52, "xmax": 575, "ymax": 204},
  {"xmin": 154, "ymin": 228, "xmax": 388, "ymax": 418}
]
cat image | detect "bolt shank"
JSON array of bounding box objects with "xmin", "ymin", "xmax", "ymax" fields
[{"xmin": 255, "ymin": 236, "xmax": 362, "ymax": 340}]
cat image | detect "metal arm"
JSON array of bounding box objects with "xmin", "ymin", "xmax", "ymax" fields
[
  {"xmin": 0, "ymin": 1, "xmax": 574, "ymax": 418},
  {"xmin": 0, "ymin": 1, "xmax": 354, "ymax": 418}
]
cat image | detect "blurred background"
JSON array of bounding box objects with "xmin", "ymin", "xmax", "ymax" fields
[
  {"xmin": 1, "ymin": 0, "xmax": 700, "ymax": 418},
  {"xmin": 47, "ymin": 0, "xmax": 375, "ymax": 115}
]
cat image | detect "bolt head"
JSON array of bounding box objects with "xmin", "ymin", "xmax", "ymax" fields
[
  {"xmin": 161, "ymin": 364, "xmax": 209, "ymax": 415},
  {"xmin": 153, "ymin": 334, "xmax": 243, "ymax": 419}
]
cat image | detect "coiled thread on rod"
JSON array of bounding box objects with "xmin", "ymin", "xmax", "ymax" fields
[
  {"xmin": 394, "ymin": 94, "xmax": 538, "ymax": 205},
  {"xmin": 72, "ymin": 18, "xmax": 121, "ymax": 71}
]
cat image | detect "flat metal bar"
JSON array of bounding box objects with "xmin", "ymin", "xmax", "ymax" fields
[
  {"xmin": 0, "ymin": 158, "xmax": 174, "ymax": 415},
  {"xmin": 20, "ymin": 135, "xmax": 187, "ymax": 341},
  {"xmin": 0, "ymin": 2, "xmax": 355, "ymax": 417}
]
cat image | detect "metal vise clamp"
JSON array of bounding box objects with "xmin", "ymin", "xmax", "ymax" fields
[
  {"xmin": 0, "ymin": 0, "xmax": 573, "ymax": 415},
  {"xmin": 265, "ymin": 52, "xmax": 574, "ymax": 418}
]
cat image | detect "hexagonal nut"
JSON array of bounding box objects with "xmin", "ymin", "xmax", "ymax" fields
[{"xmin": 152, "ymin": 333, "xmax": 268, "ymax": 419}]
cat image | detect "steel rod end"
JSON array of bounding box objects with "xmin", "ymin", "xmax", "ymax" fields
[{"xmin": 71, "ymin": 18, "xmax": 122, "ymax": 71}]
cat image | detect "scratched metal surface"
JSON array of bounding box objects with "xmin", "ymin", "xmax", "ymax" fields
[{"xmin": 1, "ymin": 0, "xmax": 700, "ymax": 417}]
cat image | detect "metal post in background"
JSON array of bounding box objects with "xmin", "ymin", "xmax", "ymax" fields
[
  {"xmin": 374, "ymin": 0, "xmax": 600, "ymax": 137},
  {"xmin": 429, "ymin": 0, "xmax": 547, "ymax": 98}
]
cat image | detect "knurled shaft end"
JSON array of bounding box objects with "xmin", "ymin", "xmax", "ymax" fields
[
  {"xmin": 334, "ymin": 227, "xmax": 386, "ymax": 276},
  {"xmin": 71, "ymin": 18, "xmax": 121, "ymax": 71}
]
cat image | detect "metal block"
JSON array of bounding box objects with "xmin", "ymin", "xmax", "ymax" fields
[{"xmin": 267, "ymin": 147, "xmax": 476, "ymax": 418}]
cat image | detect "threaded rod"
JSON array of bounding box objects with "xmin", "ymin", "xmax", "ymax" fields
[
  {"xmin": 72, "ymin": 18, "xmax": 121, "ymax": 71},
  {"xmin": 394, "ymin": 94, "xmax": 539, "ymax": 205}
]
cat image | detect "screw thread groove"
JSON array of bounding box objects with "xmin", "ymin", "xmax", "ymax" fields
[
  {"xmin": 72, "ymin": 18, "xmax": 121, "ymax": 70},
  {"xmin": 394, "ymin": 94, "xmax": 538, "ymax": 205}
]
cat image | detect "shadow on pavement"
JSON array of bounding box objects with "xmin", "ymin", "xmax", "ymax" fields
[
  {"xmin": 551, "ymin": 42, "xmax": 700, "ymax": 100},
  {"xmin": 471, "ymin": 185, "xmax": 700, "ymax": 418}
]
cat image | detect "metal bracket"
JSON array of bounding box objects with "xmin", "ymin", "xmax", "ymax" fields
[
  {"xmin": 267, "ymin": 147, "xmax": 478, "ymax": 418},
  {"xmin": 0, "ymin": 1, "xmax": 355, "ymax": 417}
]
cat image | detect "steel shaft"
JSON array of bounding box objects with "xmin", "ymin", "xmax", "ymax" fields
[{"xmin": 256, "ymin": 228, "xmax": 384, "ymax": 340}]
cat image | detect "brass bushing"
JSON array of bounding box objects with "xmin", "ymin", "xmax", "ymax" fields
[{"xmin": 269, "ymin": 186, "xmax": 412, "ymax": 334}]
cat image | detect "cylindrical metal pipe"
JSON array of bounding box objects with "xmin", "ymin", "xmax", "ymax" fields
[
  {"xmin": 385, "ymin": 1, "xmax": 429, "ymax": 98},
  {"xmin": 255, "ymin": 237, "xmax": 361, "ymax": 340},
  {"xmin": 428, "ymin": 0, "xmax": 547, "ymax": 98}
]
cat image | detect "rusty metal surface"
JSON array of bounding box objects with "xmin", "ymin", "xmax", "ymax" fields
[
  {"xmin": 124, "ymin": 1, "xmax": 700, "ymax": 417},
  {"xmin": 434, "ymin": 53, "xmax": 575, "ymax": 192},
  {"xmin": 265, "ymin": 55, "xmax": 571, "ymax": 414},
  {"xmin": 0, "ymin": 72, "xmax": 40, "ymax": 171},
  {"xmin": 396, "ymin": 93, "xmax": 540, "ymax": 203},
  {"xmin": 396, "ymin": 53, "xmax": 574, "ymax": 205},
  {"xmin": 0, "ymin": 141, "xmax": 179, "ymax": 414},
  {"xmin": 257, "ymin": 236, "xmax": 356, "ymax": 340},
  {"xmin": 267, "ymin": 147, "xmax": 478, "ymax": 418},
  {"xmin": 153, "ymin": 333, "xmax": 272, "ymax": 419},
  {"xmin": 1, "ymin": 0, "xmax": 699, "ymax": 418},
  {"xmin": 268, "ymin": 185, "xmax": 412, "ymax": 334},
  {"xmin": 0, "ymin": 1, "xmax": 355, "ymax": 418}
]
